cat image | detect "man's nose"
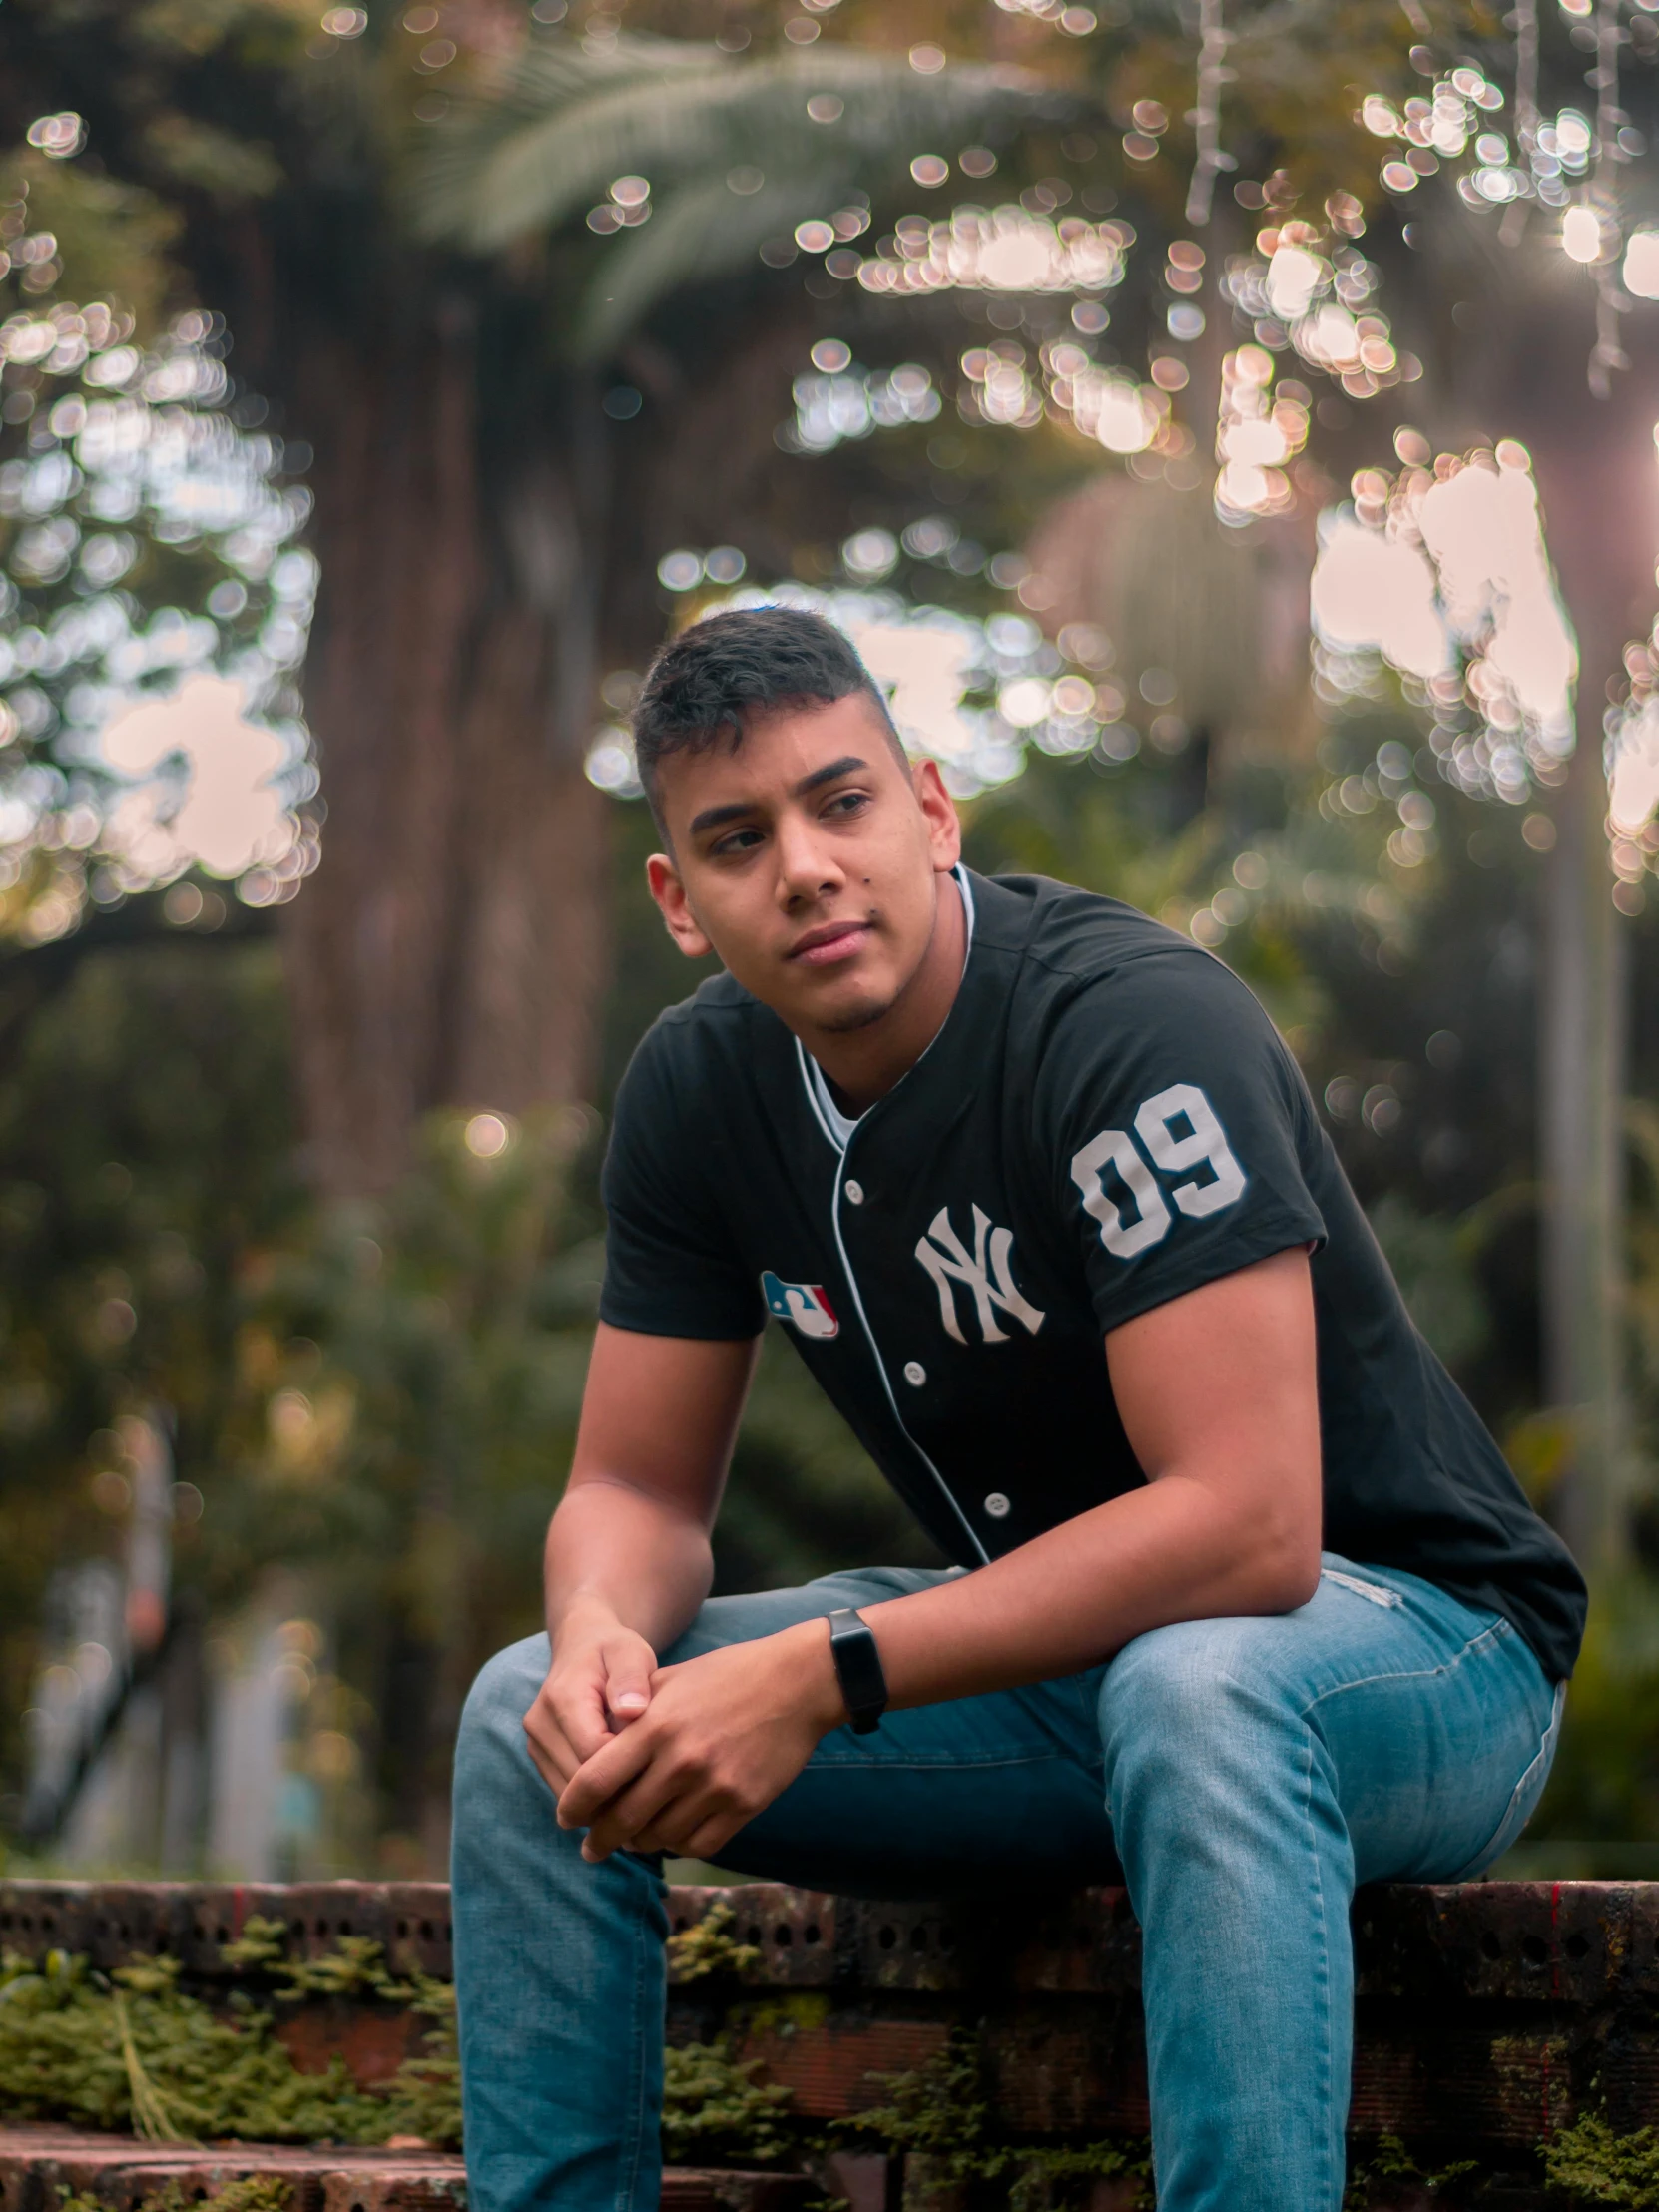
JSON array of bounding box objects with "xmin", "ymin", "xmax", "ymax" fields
[{"xmin": 774, "ymin": 813, "xmax": 845, "ymax": 906}]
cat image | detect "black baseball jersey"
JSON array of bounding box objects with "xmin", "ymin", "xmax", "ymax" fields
[{"xmin": 600, "ymin": 869, "xmax": 1587, "ymax": 1683}]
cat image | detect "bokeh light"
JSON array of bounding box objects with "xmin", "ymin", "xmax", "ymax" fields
[
  {"xmin": 587, "ymin": 579, "xmax": 1115, "ymax": 803},
  {"xmin": 1311, "ymin": 443, "xmax": 1575, "ymax": 808},
  {"xmin": 853, "ymin": 206, "xmax": 1130, "ymax": 298},
  {"xmin": 463, "ymin": 1112, "xmax": 512, "ymax": 1159},
  {"xmin": 0, "ymin": 304, "xmax": 318, "ymax": 936}
]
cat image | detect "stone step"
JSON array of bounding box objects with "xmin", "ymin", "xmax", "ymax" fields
[{"xmin": 0, "ymin": 2127, "xmax": 815, "ymax": 2212}]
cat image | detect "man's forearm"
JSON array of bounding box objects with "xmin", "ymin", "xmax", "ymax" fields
[
  {"xmin": 545, "ymin": 1478, "xmax": 716, "ymax": 1655},
  {"xmin": 854, "ymin": 1466, "xmax": 1320, "ymax": 1712},
  {"xmin": 845, "ymin": 1246, "xmax": 1322, "ymax": 1713},
  {"xmin": 553, "ymin": 1459, "xmax": 1322, "ymax": 1865}
]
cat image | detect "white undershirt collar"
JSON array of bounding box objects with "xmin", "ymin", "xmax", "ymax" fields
[{"xmin": 802, "ymin": 865, "xmax": 976, "ymax": 1150}]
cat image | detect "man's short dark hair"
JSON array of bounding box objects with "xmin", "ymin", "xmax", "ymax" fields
[{"xmin": 632, "ymin": 605, "xmax": 905, "ymax": 830}]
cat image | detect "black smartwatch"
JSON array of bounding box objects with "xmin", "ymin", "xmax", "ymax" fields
[{"xmin": 826, "ymin": 1607, "xmax": 888, "ymax": 1734}]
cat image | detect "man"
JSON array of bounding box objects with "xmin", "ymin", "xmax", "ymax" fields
[{"xmin": 453, "ymin": 607, "xmax": 1584, "ymax": 2212}]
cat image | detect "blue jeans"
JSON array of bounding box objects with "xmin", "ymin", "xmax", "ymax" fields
[{"xmin": 452, "ymin": 1553, "xmax": 1562, "ymax": 2212}]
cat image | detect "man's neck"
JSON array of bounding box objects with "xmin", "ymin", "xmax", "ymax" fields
[{"xmin": 802, "ymin": 871, "xmax": 967, "ymax": 1117}]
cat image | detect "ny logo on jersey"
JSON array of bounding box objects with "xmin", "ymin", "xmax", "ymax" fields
[{"xmin": 915, "ymin": 1205, "xmax": 1046, "ymax": 1346}]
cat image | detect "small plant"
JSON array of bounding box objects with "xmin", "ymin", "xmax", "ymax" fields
[
  {"xmin": 60, "ymin": 2179, "xmax": 293, "ymax": 2212},
  {"xmin": 832, "ymin": 2033, "xmax": 1152, "ymax": 2209},
  {"xmin": 1344, "ymin": 2133, "xmax": 1477, "ymax": 2207},
  {"xmin": 0, "ymin": 1940, "xmax": 441, "ymax": 2145},
  {"xmin": 666, "ymin": 1900, "xmax": 764, "ymax": 1984},
  {"xmin": 1543, "ymin": 2112, "xmax": 1659, "ymax": 2206},
  {"xmin": 663, "ymin": 2038, "xmax": 797, "ymax": 2164},
  {"xmin": 379, "ymin": 1977, "xmax": 461, "ymax": 2149},
  {"xmin": 220, "ymin": 1919, "xmax": 415, "ymax": 2003}
]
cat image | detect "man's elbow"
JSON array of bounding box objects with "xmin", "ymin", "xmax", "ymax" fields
[{"xmin": 1255, "ymin": 1521, "xmax": 1322, "ymax": 1612}]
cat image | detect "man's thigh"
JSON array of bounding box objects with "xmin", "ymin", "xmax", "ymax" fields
[
  {"xmin": 1099, "ymin": 1553, "xmax": 1561, "ymax": 1885},
  {"xmin": 664, "ymin": 1568, "xmax": 1118, "ymax": 1897}
]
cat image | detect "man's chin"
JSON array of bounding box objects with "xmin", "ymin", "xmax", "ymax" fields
[{"xmin": 801, "ymin": 984, "xmax": 897, "ymax": 1035}]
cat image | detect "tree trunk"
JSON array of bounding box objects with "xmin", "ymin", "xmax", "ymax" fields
[
  {"xmin": 1539, "ymin": 705, "xmax": 1628, "ymax": 1574},
  {"xmin": 280, "ymin": 302, "xmax": 611, "ymax": 1196},
  {"xmin": 1523, "ymin": 370, "xmax": 1657, "ymax": 1579}
]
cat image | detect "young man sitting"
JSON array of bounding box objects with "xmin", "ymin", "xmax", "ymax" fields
[{"xmin": 452, "ymin": 606, "xmax": 1585, "ymax": 2212}]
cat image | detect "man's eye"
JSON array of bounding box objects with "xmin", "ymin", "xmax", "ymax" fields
[
  {"xmin": 824, "ymin": 790, "xmax": 869, "ymax": 817},
  {"xmin": 710, "ymin": 827, "xmax": 764, "ymax": 856}
]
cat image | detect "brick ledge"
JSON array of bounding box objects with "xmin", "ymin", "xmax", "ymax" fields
[{"xmin": 0, "ymin": 2126, "xmax": 814, "ymax": 2212}]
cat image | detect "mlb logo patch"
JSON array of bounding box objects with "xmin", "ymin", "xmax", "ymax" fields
[{"xmin": 761, "ymin": 1271, "xmax": 839, "ymax": 1340}]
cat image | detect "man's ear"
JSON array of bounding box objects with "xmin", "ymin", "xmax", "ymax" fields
[
  {"xmin": 646, "ymin": 852, "xmax": 715, "ymax": 960},
  {"xmin": 913, "ymin": 756, "xmax": 963, "ymax": 874}
]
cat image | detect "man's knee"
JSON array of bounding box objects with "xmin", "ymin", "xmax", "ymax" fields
[
  {"xmin": 1099, "ymin": 1616, "xmax": 1308, "ymax": 1789},
  {"xmin": 457, "ymin": 1633, "xmax": 550, "ymax": 1767}
]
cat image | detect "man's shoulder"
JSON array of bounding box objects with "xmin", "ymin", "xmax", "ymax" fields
[
  {"xmin": 652, "ymin": 966, "xmax": 762, "ymax": 1031},
  {"xmin": 623, "ymin": 969, "xmax": 783, "ymax": 1090},
  {"xmin": 968, "ymin": 871, "xmax": 1300, "ymax": 1126},
  {"xmin": 972, "ymin": 869, "xmax": 1247, "ymax": 1006}
]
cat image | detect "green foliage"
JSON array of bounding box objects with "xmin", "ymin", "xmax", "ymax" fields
[
  {"xmin": 0, "ymin": 149, "xmax": 182, "ymax": 336},
  {"xmin": 216, "ymin": 1916, "xmax": 293, "ymax": 1974},
  {"xmin": 0, "ymin": 941, "xmax": 302, "ymax": 1826},
  {"xmin": 834, "ymin": 2035, "xmax": 991, "ymax": 2167},
  {"xmin": 378, "ymin": 1977, "xmax": 461, "ymax": 2152},
  {"xmin": 1542, "ymin": 2114, "xmax": 1659, "ymax": 2207},
  {"xmin": 666, "ymin": 1900, "xmax": 764, "ymax": 1984},
  {"xmin": 1343, "ymin": 2133, "xmax": 1477, "ymax": 2208},
  {"xmin": 0, "ymin": 1935, "xmax": 458, "ymax": 2148},
  {"xmin": 1365, "ymin": 1195, "xmax": 1491, "ymax": 1376},
  {"xmin": 663, "ymin": 2039, "xmax": 797, "ymax": 2165},
  {"xmin": 833, "ymin": 2033, "xmax": 1152, "ymax": 2209},
  {"xmin": 1522, "ymin": 1579, "xmax": 1659, "ymax": 1855},
  {"xmin": 417, "ymin": 37, "xmax": 1060, "ymax": 355},
  {"xmin": 0, "ymin": 918, "xmax": 929, "ymax": 1851},
  {"xmin": 0, "ymin": 1946, "xmax": 382, "ymax": 2141},
  {"xmin": 1004, "ymin": 2144, "xmax": 1152, "ymax": 2212},
  {"xmin": 60, "ymin": 2182, "xmax": 292, "ymax": 2212}
]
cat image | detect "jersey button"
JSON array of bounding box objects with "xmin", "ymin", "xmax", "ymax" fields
[
  {"xmin": 983, "ymin": 1491, "xmax": 1012, "ymax": 1520},
  {"xmin": 844, "ymin": 1180, "xmax": 864, "ymax": 1205},
  {"xmin": 902, "ymin": 1361, "xmax": 926, "ymax": 1386}
]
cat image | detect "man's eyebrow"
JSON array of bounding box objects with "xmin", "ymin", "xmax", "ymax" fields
[
  {"xmin": 688, "ymin": 800, "xmax": 754, "ymax": 836},
  {"xmin": 687, "ymin": 757, "xmax": 870, "ymax": 838},
  {"xmin": 793, "ymin": 754, "xmax": 868, "ymax": 797}
]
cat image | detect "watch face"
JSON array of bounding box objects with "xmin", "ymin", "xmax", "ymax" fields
[{"xmin": 830, "ymin": 1612, "xmax": 888, "ymax": 1729}]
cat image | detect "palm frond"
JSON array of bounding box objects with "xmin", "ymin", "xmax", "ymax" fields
[
  {"xmin": 575, "ymin": 171, "xmax": 842, "ymax": 358},
  {"xmin": 416, "ymin": 35, "xmax": 1061, "ymax": 254}
]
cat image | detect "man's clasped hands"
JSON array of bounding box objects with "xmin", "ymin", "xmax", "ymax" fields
[{"xmin": 523, "ymin": 1600, "xmax": 848, "ymax": 1865}]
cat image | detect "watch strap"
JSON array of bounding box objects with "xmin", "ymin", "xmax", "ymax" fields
[{"xmin": 826, "ymin": 1607, "xmax": 888, "ymax": 1734}]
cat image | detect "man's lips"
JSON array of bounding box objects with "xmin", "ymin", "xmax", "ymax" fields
[{"xmin": 788, "ymin": 920, "xmax": 872, "ymax": 967}]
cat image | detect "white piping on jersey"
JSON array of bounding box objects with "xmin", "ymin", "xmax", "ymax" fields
[
  {"xmin": 793, "ymin": 865, "xmax": 989, "ymax": 1567},
  {"xmin": 823, "ymin": 1141, "xmax": 989, "ymax": 1565}
]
